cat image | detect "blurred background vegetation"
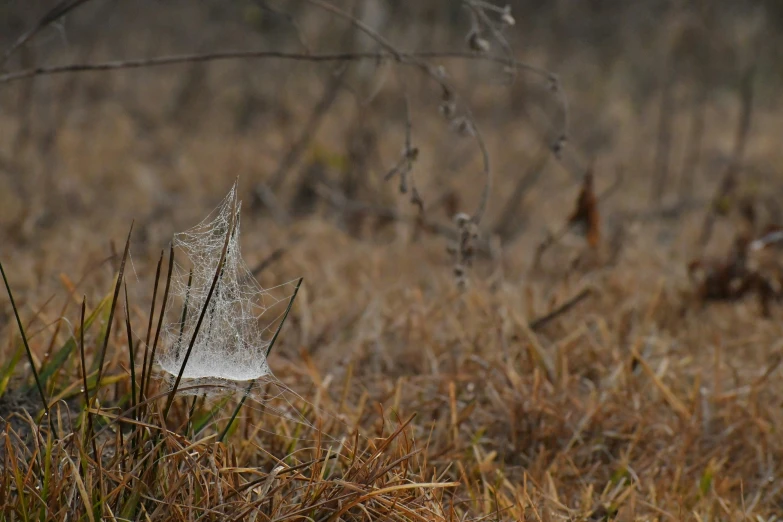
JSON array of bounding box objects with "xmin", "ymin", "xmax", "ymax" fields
[
  {"xmin": 1, "ymin": 0, "xmax": 782, "ymax": 305},
  {"xmin": 3, "ymin": 3, "xmax": 783, "ymax": 518}
]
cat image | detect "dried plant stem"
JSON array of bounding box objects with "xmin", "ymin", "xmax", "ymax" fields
[
  {"xmin": 139, "ymin": 249, "xmax": 163, "ymax": 407},
  {"xmin": 218, "ymin": 277, "xmax": 304, "ymax": 443},
  {"xmin": 143, "ymin": 244, "xmax": 175, "ymax": 405},
  {"xmin": 385, "ymin": 85, "xmax": 423, "ymax": 211},
  {"xmin": 315, "ymin": 183, "xmax": 461, "ymax": 241},
  {"xmin": 250, "ymin": 248, "xmax": 286, "ymax": 277},
  {"xmin": 94, "ymin": 222, "xmax": 133, "ymax": 395},
  {"xmin": 0, "ymin": 51, "xmax": 553, "ymax": 85},
  {"xmin": 78, "ymin": 298, "xmax": 98, "ymax": 458},
  {"xmin": 123, "ymin": 284, "xmax": 137, "ymax": 420},
  {"xmin": 173, "ymin": 269, "xmax": 193, "ymax": 361},
  {"xmin": 0, "ymin": 47, "xmax": 567, "ymax": 229}
]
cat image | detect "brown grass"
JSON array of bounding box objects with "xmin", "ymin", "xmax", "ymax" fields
[{"xmin": 2, "ymin": 2, "xmax": 783, "ymax": 520}]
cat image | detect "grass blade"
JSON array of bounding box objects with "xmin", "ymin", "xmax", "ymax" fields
[
  {"xmin": 174, "ymin": 269, "xmax": 193, "ymax": 361},
  {"xmin": 0, "ymin": 260, "xmax": 54, "ymax": 437},
  {"xmin": 139, "ymin": 249, "xmax": 163, "ymax": 406},
  {"xmin": 37, "ymin": 289, "xmax": 111, "ymax": 390},
  {"xmin": 78, "ymin": 297, "xmax": 99, "ymax": 459},
  {"xmin": 0, "ymin": 344, "xmax": 24, "ymax": 399},
  {"xmin": 94, "ymin": 222, "xmax": 133, "ymax": 396},
  {"xmin": 186, "ymin": 394, "xmax": 199, "ymax": 437},
  {"xmin": 266, "ymin": 277, "xmax": 303, "ymax": 359},
  {"xmin": 192, "ymin": 395, "xmax": 230, "ymax": 435},
  {"xmin": 123, "ymin": 283, "xmax": 137, "ymax": 420},
  {"xmin": 143, "ymin": 243, "xmax": 174, "ymax": 406}
]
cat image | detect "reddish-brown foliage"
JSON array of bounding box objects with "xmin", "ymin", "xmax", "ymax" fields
[
  {"xmin": 568, "ymin": 168, "xmax": 601, "ymax": 248},
  {"xmin": 689, "ymin": 228, "xmax": 783, "ymax": 316}
]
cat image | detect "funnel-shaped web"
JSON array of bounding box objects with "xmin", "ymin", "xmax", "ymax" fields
[{"xmin": 158, "ymin": 185, "xmax": 285, "ymax": 381}]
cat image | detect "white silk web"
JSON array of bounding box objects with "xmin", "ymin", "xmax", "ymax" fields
[
  {"xmin": 153, "ymin": 185, "xmax": 361, "ymax": 449},
  {"xmin": 158, "ymin": 184, "xmax": 292, "ymax": 384}
]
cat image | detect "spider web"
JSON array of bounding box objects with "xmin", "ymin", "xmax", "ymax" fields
[
  {"xmin": 154, "ymin": 185, "xmax": 386, "ymax": 454},
  {"xmin": 158, "ymin": 184, "xmax": 294, "ymax": 383}
]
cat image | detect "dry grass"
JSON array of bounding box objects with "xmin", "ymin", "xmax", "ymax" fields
[{"xmin": 2, "ymin": 2, "xmax": 783, "ymax": 520}]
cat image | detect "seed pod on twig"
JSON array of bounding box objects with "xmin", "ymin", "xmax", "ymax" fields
[{"xmin": 467, "ymin": 30, "xmax": 490, "ymax": 53}]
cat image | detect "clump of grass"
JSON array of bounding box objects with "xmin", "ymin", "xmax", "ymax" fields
[
  {"xmin": 0, "ymin": 223, "xmax": 460, "ymax": 521},
  {"xmin": 3, "ymin": 2, "xmax": 783, "ymax": 521},
  {"xmin": 5, "ymin": 213, "xmax": 783, "ymax": 520}
]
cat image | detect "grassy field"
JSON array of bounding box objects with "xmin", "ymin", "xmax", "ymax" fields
[{"xmin": 1, "ymin": 1, "xmax": 783, "ymax": 520}]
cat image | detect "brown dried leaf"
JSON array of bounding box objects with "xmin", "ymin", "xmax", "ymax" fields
[{"xmin": 568, "ymin": 168, "xmax": 600, "ymax": 248}]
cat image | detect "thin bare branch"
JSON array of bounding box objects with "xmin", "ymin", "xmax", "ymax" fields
[
  {"xmin": 0, "ymin": 46, "xmax": 567, "ymax": 229},
  {"xmin": 0, "ymin": 50, "xmax": 555, "ymax": 85},
  {"xmin": 2, "ymin": 0, "xmax": 95, "ymax": 68}
]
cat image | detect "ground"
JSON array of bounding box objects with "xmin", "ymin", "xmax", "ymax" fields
[{"xmin": 0, "ymin": 2, "xmax": 782, "ymax": 520}]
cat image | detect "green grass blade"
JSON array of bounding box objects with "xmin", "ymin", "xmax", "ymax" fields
[
  {"xmin": 191, "ymin": 395, "xmax": 231, "ymax": 434},
  {"xmin": 88, "ymin": 285, "xmax": 115, "ymax": 373},
  {"xmin": 39, "ymin": 429, "xmax": 53, "ymax": 521},
  {"xmin": 93, "ymin": 222, "xmax": 133, "ymax": 397},
  {"xmin": 0, "ymin": 344, "xmax": 24, "ymax": 399},
  {"xmin": 119, "ymin": 485, "xmax": 142, "ymax": 521},
  {"xmin": 36, "ymin": 289, "xmax": 112, "ymax": 390}
]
